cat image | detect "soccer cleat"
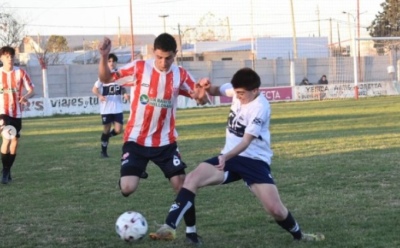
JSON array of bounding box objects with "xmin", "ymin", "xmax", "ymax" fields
[
  {"xmin": 186, "ymin": 232, "xmax": 202, "ymax": 246},
  {"xmin": 1, "ymin": 170, "xmax": 10, "ymax": 184},
  {"xmin": 100, "ymin": 151, "xmax": 109, "ymax": 158},
  {"xmin": 300, "ymin": 233, "xmax": 325, "ymax": 241},
  {"xmin": 0, "ymin": 169, "xmax": 11, "ymax": 181},
  {"xmin": 149, "ymin": 224, "xmax": 176, "ymax": 241}
]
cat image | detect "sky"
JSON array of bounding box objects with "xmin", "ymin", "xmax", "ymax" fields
[{"xmin": 1, "ymin": 0, "xmax": 385, "ymax": 42}]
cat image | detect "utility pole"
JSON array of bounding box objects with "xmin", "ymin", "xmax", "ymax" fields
[
  {"xmin": 178, "ymin": 23, "xmax": 183, "ymax": 66},
  {"xmin": 129, "ymin": 0, "xmax": 134, "ymax": 61},
  {"xmin": 250, "ymin": 0, "xmax": 255, "ymax": 69},
  {"xmin": 316, "ymin": 5, "xmax": 321, "ymax": 37},
  {"xmin": 357, "ymin": 0, "xmax": 361, "ymax": 82},
  {"xmin": 329, "ymin": 18, "xmax": 333, "ymax": 57},
  {"xmin": 159, "ymin": 15, "xmax": 169, "ymax": 33},
  {"xmin": 337, "ymin": 21, "xmax": 341, "ymax": 56},
  {"xmin": 289, "ymin": 0, "xmax": 298, "ymax": 59}
]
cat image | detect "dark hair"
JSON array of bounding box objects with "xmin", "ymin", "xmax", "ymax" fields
[
  {"xmin": 231, "ymin": 68, "xmax": 261, "ymax": 91},
  {"xmin": 153, "ymin": 33, "xmax": 177, "ymax": 52},
  {"xmin": 0, "ymin": 46, "xmax": 15, "ymax": 57},
  {"xmin": 108, "ymin": 53, "xmax": 118, "ymax": 62}
]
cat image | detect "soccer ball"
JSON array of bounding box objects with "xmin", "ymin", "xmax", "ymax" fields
[{"xmin": 115, "ymin": 211, "xmax": 148, "ymax": 242}]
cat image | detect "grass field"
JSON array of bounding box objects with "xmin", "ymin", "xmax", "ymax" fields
[{"xmin": 0, "ymin": 96, "xmax": 399, "ymax": 248}]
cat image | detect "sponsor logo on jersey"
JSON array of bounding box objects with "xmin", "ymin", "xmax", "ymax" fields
[
  {"xmin": 252, "ymin": 117, "xmax": 263, "ymax": 126},
  {"xmin": 140, "ymin": 94, "xmax": 149, "ymax": 104},
  {"xmin": 148, "ymin": 98, "xmax": 173, "ymax": 108}
]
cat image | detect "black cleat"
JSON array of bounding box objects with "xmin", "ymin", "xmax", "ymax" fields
[
  {"xmin": 1, "ymin": 170, "xmax": 10, "ymax": 184},
  {"xmin": 186, "ymin": 233, "xmax": 202, "ymax": 246},
  {"xmin": 100, "ymin": 151, "xmax": 109, "ymax": 158}
]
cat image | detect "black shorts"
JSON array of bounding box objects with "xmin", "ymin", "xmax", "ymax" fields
[
  {"xmin": 101, "ymin": 113, "xmax": 123, "ymax": 125},
  {"xmin": 204, "ymin": 156, "xmax": 275, "ymax": 186},
  {"xmin": 0, "ymin": 114, "xmax": 22, "ymax": 138},
  {"xmin": 120, "ymin": 141, "xmax": 187, "ymax": 179}
]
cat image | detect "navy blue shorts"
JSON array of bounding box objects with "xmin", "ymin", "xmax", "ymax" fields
[
  {"xmin": 0, "ymin": 114, "xmax": 22, "ymax": 138},
  {"xmin": 101, "ymin": 113, "xmax": 123, "ymax": 125},
  {"xmin": 120, "ymin": 141, "xmax": 187, "ymax": 179},
  {"xmin": 204, "ymin": 156, "xmax": 275, "ymax": 186}
]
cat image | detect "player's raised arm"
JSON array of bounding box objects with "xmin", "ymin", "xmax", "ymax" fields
[{"xmin": 98, "ymin": 37, "xmax": 112, "ymax": 83}]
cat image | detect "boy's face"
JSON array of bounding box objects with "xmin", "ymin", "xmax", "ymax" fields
[
  {"xmin": 234, "ymin": 87, "xmax": 259, "ymax": 104},
  {"xmin": 0, "ymin": 53, "xmax": 14, "ymax": 68},
  {"xmin": 153, "ymin": 49, "xmax": 176, "ymax": 72},
  {"xmin": 107, "ymin": 58, "xmax": 117, "ymax": 70}
]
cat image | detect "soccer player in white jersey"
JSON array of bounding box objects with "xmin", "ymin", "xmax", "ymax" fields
[
  {"xmin": 0, "ymin": 46, "xmax": 35, "ymax": 184},
  {"xmin": 97, "ymin": 33, "xmax": 207, "ymax": 245},
  {"xmin": 92, "ymin": 53, "xmax": 129, "ymax": 158},
  {"xmin": 149, "ymin": 68, "xmax": 325, "ymax": 243}
]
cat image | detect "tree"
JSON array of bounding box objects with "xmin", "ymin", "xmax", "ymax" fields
[
  {"xmin": 368, "ymin": 0, "xmax": 400, "ymax": 37},
  {"xmin": 367, "ymin": 0, "xmax": 400, "ymax": 55},
  {"xmin": 0, "ymin": 11, "xmax": 25, "ymax": 48},
  {"xmin": 30, "ymin": 35, "xmax": 69, "ymax": 67},
  {"xmin": 46, "ymin": 35, "xmax": 69, "ymax": 52},
  {"xmin": 195, "ymin": 12, "xmax": 230, "ymax": 42}
]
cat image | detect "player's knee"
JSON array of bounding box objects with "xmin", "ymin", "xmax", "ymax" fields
[
  {"xmin": 119, "ymin": 181, "xmax": 136, "ymax": 196},
  {"xmin": 268, "ymin": 204, "xmax": 288, "ymax": 220}
]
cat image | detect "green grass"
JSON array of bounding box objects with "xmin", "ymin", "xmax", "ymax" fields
[{"xmin": 1, "ymin": 96, "xmax": 400, "ymax": 248}]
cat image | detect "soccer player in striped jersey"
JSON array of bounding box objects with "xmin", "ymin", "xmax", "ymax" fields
[
  {"xmin": 149, "ymin": 68, "xmax": 325, "ymax": 243},
  {"xmin": 97, "ymin": 33, "xmax": 206, "ymax": 244},
  {"xmin": 92, "ymin": 53, "xmax": 129, "ymax": 158},
  {"xmin": 0, "ymin": 46, "xmax": 35, "ymax": 184}
]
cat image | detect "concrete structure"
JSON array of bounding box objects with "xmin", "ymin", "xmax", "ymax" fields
[
  {"xmin": 22, "ymin": 55, "xmax": 394, "ymax": 99},
  {"xmin": 256, "ymin": 37, "xmax": 329, "ymax": 59}
]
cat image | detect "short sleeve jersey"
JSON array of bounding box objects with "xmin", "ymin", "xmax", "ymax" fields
[
  {"xmin": 94, "ymin": 69, "xmax": 125, "ymax": 115},
  {"xmin": 220, "ymin": 83, "xmax": 273, "ymax": 165},
  {"xmin": 0, "ymin": 67, "xmax": 34, "ymax": 118},
  {"xmin": 110, "ymin": 59, "xmax": 196, "ymax": 147}
]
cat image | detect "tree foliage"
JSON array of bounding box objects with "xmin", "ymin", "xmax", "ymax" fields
[
  {"xmin": 367, "ymin": 0, "xmax": 400, "ymax": 37},
  {"xmin": 195, "ymin": 12, "xmax": 230, "ymax": 42},
  {"xmin": 367, "ymin": 0, "xmax": 400, "ymax": 55},
  {"xmin": 46, "ymin": 35, "xmax": 69, "ymax": 52},
  {"xmin": 0, "ymin": 10, "xmax": 25, "ymax": 48},
  {"xmin": 30, "ymin": 35, "xmax": 69, "ymax": 68}
]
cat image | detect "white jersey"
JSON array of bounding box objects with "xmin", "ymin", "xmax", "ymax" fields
[
  {"xmin": 220, "ymin": 83, "xmax": 273, "ymax": 165},
  {"xmin": 93, "ymin": 79, "xmax": 125, "ymax": 115}
]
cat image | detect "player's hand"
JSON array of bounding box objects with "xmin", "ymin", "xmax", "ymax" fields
[
  {"xmin": 192, "ymin": 78, "xmax": 211, "ymax": 105},
  {"xmin": 197, "ymin": 78, "xmax": 211, "ymax": 89},
  {"xmin": 98, "ymin": 37, "xmax": 112, "ymax": 55},
  {"xmin": 19, "ymin": 96, "xmax": 28, "ymax": 105},
  {"xmin": 216, "ymin": 155, "xmax": 226, "ymax": 171},
  {"xmin": 99, "ymin": 95, "xmax": 106, "ymax": 102}
]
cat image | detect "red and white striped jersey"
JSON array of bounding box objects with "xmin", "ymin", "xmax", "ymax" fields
[
  {"xmin": 0, "ymin": 67, "xmax": 34, "ymax": 118},
  {"xmin": 111, "ymin": 59, "xmax": 196, "ymax": 147}
]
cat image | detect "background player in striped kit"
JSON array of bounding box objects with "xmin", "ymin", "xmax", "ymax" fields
[
  {"xmin": 97, "ymin": 33, "xmax": 208, "ymax": 245},
  {"xmin": 92, "ymin": 53, "xmax": 129, "ymax": 158},
  {"xmin": 0, "ymin": 46, "xmax": 35, "ymax": 184}
]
